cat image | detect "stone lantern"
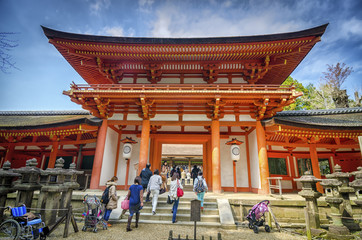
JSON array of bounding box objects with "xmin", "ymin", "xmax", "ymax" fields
[
  {"xmin": 59, "ymin": 162, "xmax": 84, "ymax": 217},
  {"xmin": 294, "ymin": 171, "xmax": 322, "ymax": 229},
  {"xmin": 320, "ymin": 178, "xmax": 352, "ymax": 239},
  {"xmin": 0, "ymin": 161, "xmax": 21, "ymax": 220},
  {"xmin": 326, "ymin": 164, "xmax": 359, "ymax": 231},
  {"xmin": 37, "ymin": 158, "xmax": 68, "ymax": 226},
  {"xmin": 13, "ymin": 158, "xmax": 42, "ymax": 209},
  {"xmin": 349, "ymin": 166, "xmax": 362, "ymax": 238}
]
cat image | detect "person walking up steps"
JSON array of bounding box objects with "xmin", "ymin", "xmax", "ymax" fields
[
  {"xmin": 147, "ymin": 169, "xmax": 162, "ymax": 215},
  {"xmin": 140, "ymin": 163, "xmax": 152, "ymax": 202},
  {"xmin": 193, "ymin": 172, "xmax": 208, "ymax": 211},
  {"xmin": 126, "ymin": 176, "xmax": 144, "ymax": 232},
  {"xmin": 169, "ymin": 172, "xmax": 183, "ymax": 223},
  {"xmin": 103, "ymin": 176, "xmax": 118, "ymax": 227}
]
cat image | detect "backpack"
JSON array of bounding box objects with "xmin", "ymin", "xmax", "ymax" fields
[
  {"xmin": 101, "ymin": 186, "xmax": 111, "ymax": 204},
  {"xmin": 195, "ymin": 178, "xmax": 205, "ymax": 193}
]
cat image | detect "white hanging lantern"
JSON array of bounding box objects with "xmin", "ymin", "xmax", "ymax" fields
[
  {"xmin": 231, "ymin": 144, "xmax": 240, "ymax": 161},
  {"xmin": 123, "ymin": 143, "xmax": 133, "ymax": 159}
]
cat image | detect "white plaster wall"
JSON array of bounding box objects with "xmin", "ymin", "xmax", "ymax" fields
[
  {"xmin": 137, "ymin": 78, "xmax": 148, "ymax": 84},
  {"xmin": 220, "ymin": 136, "xmax": 249, "ymax": 188},
  {"xmin": 62, "ymin": 145, "xmax": 77, "ymax": 149},
  {"xmin": 158, "ymin": 126, "xmax": 180, "ymax": 132},
  {"xmin": 233, "ymin": 77, "xmax": 247, "ymax": 83},
  {"xmin": 116, "ymin": 134, "xmax": 141, "ymax": 186},
  {"xmin": 216, "ymin": 78, "xmax": 228, "ymax": 84},
  {"xmin": 15, "ymin": 146, "xmax": 24, "ymax": 150},
  {"xmin": 127, "ymin": 114, "xmax": 143, "ymax": 120},
  {"xmin": 152, "ymin": 114, "xmax": 178, "ymax": 121},
  {"xmin": 108, "ymin": 113, "xmax": 124, "ymax": 120},
  {"xmin": 184, "ymin": 126, "xmax": 208, "ymax": 132},
  {"xmin": 220, "ymin": 115, "xmax": 235, "ymax": 121},
  {"xmin": 183, "ymin": 114, "xmax": 210, "ymax": 121},
  {"xmin": 184, "ymin": 78, "xmax": 204, "ymax": 84},
  {"xmin": 99, "ymin": 127, "xmax": 118, "ymax": 186},
  {"xmin": 239, "ymin": 115, "xmax": 255, "ymax": 121},
  {"xmin": 84, "ymin": 142, "xmax": 96, "ymax": 149},
  {"xmin": 121, "ymin": 77, "xmax": 133, "ymax": 83},
  {"xmin": 248, "ymin": 130, "xmax": 261, "ymax": 189},
  {"xmin": 159, "ymin": 78, "xmax": 180, "ymax": 84}
]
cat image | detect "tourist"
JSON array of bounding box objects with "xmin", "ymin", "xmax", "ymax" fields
[
  {"xmin": 170, "ymin": 165, "xmax": 176, "ymax": 178},
  {"xmin": 193, "ymin": 172, "xmax": 208, "ymax": 210},
  {"xmin": 169, "ymin": 172, "xmax": 183, "ymax": 223},
  {"xmin": 186, "ymin": 170, "xmax": 191, "ymax": 184},
  {"xmin": 126, "ymin": 176, "xmax": 144, "ymax": 232},
  {"xmin": 160, "ymin": 175, "xmax": 168, "ymax": 193},
  {"xmin": 103, "ymin": 176, "xmax": 118, "ymax": 227},
  {"xmin": 161, "ymin": 161, "xmax": 169, "ymax": 179},
  {"xmin": 191, "ymin": 165, "xmax": 200, "ymax": 184},
  {"xmin": 140, "ymin": 163, "xmax": 152, "ymax": 202},
  {"xmin": 147, "ymin": 169, "xmax": 162, "ymax": 215},
  {"xmin": 176, "ymin": 167, "xmax": 181, "ymax": 179},
  {"xmin": 181, "ymin": 169, "xmax": 186, "ymax": 185}
]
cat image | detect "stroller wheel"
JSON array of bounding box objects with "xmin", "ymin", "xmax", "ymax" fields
[
  {"xmin": 253, "ymin": 225, "xmax": 259, "ymax": 234},
  {"xmin": 82, "ymin": 226, "xmax": 87, "ymax": 232},
  {"xmin": 248, "ymin": 223, "xmax": 253, "ymax": 229},
  {"xmin": 265, "ymin": 225, "xmax": 271, "ymax": 232}
]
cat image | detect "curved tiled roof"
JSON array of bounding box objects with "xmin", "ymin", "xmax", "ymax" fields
[
  {"xmin": 42, "ymin": 24, "xmax": 328, "ymax": 44},
  {"xmin": 0, "ymin": 110, "xmax": 101, "ymax": 130},
  {"xmin": 272, "ymin": 107, "xmax": 362, "ymax": 130}
]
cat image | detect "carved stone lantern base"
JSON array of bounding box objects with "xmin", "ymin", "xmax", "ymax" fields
[{"xmin": 327, "ymin": 225, "xmax": 354, "ymax": 240}]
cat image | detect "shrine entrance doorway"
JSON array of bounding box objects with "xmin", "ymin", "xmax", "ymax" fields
[{"xmin": 149, "ymin": 134, "xmax": 213, "ymax": 190}]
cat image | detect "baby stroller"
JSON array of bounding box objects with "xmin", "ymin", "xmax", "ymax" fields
[
  {"xmin": 82, "ymin": 195, "xmax": 107, "ymax": 233},
  {"xmin": 246, "ymin": 200, "xmax": 271, "ymax": 233}
]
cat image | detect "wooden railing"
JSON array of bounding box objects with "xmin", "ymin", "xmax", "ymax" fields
[{"xmin": 70, "ymin": 83, "xmax": 296, "ymax": 92}]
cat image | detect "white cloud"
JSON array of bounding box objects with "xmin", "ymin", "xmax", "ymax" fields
[
  {"xmin": 138, "ymin": 0, "xmax": 154, "ymax": 13},
  {"xmin": 90, "ymin": 0, "xmax": 111, "ymax": 15},
  {"xmin": 102, "ymin": 26, "xmax": 124, "ymax": 36}
]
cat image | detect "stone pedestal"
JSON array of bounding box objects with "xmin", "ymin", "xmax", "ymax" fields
[
  {"xmin": 59, "ymin": 162, "xmax": 83, "ymax": 217},
  {"xmin": 38, "ymin": 158, "xmax": 67, "ymax": 226},
  {"xmin": 321, "ymin": 178, "xmax": 353, "ymax": 239},
  {"xmin": 13, "ymin": 158, "xmax": 42, "ymax": 209},
  {"xmin": 350, "ymin": 166, "xmax": 362, "ymax": 238},
  {"xmin": 294, "ymin": 171, "xmax": 322, "ymax": 229},
  {"xmin": 0, "ymin": 161, "xmax": 21, "ymax": 220},
  {"xmin": 326, "ymin": 164, "xmax": 360, "ymax": 231}
]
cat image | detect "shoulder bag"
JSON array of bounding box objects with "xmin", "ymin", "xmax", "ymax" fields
[{"xmin": 177, "ymin": 179, "xmax": 184, "ymax": 197}]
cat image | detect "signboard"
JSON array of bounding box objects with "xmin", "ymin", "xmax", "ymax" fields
[{"xmin": 190, "ymin": 199, "xmax": 201, "ymax": 221}]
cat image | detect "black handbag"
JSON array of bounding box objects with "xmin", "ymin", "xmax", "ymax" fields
[
  {"xmin": 167, "ymin": 195, "xmax": 174, "ymax": 204},
  {"xmin": 159, "ymin": 188, "xmax": 166, "ymax": 194}
]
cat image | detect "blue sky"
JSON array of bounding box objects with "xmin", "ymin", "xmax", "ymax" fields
[{"xmin": 0, "ymin": 0, "xmax": 361, "ymax": 111}]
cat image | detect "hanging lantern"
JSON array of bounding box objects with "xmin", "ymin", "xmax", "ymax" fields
[
  {"xmin": 121, "ymin": 137, "xmax": 138, "ymax": 160},
  {"xmin": 231, "ymin": 145, "xmax": 240, "ymax": 161},
  {"xmin": 226, "ymin": 138, "xmax": 243, "ymax": 162}
]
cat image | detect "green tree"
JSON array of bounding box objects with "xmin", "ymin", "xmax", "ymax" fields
[{"xmin": 282, "ymin": 76, "xmax": 313, "ymax": 110}]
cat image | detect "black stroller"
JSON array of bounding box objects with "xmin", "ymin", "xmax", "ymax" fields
[
  {"xmin": 82, "ymin": 195, "xmax": 107, "ymax": 233},
  {"xmin": 246, "ymin": 200, "xmax": 271, "ymax": 233}
]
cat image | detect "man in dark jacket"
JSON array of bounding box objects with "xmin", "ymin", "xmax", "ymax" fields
[
  {"xmin": 191, "ymin": 165, "xmax": 199, "ymax": 184},
  {"xmin": 140, "ymin": 163, "xmax": 152, "ymax": 202}
]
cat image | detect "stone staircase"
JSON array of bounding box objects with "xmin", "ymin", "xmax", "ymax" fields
[{"xmin": 113, "ymin": 194, "xmax": 222, "ymax": 227}]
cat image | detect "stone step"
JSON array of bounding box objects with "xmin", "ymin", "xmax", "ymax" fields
[
  {"xmin": 123, "ymin": 212, "xmax": 220, "ymax": 222},
  {"xmin": 113, "ymin": 219, "xmax": 222, "ymax": 228},
  {"xmin": 145, "ymin": 200, "xmax": 217, "ymax": 208},
  {"xmin": 141, "ymin": 206, "xmax": 219, "ymax": 215},
  {"xmin": 147, "ymin": 195, "xmax": 217, "ymax": 203}
]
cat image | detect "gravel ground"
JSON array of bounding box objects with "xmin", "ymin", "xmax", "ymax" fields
[{"xmin": 47, "ymin": 223, "xmax": 306, "ymax": 240}]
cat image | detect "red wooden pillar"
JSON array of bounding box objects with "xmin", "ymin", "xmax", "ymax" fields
[
  {"xmin": 124, "ymin": 159, "xmax": 131, "ymax": 190},
  {"xmin": 48, "ymin": 139, "xmax": 59, "ymax": 168},
  {"xmin": 233, "ymin": 161, "xmax": 237, "ymax": 193},
  {"xmin": 245, "ymin": 133, "xmax": 252, "ymax": 192},
  {"xmin": 256, "ymin": 121, "xmax": 270, "ymax": 194},
  {"xmin": 114, "ymin": 129, "xmax": 122, "ymax": 177},
  {"xmin": 90, "ymin": 119, "xmax": 108, "ymax": 189},
  {"xmin": 211, "ymin": 119, "xmax": 221, "ymax": 193},
  {"xmin": 310, "ymin": 143, "xmax": 323, "ymax": 193},
  {"xmin": 138, "ymin": 119, "xmax": 150, "ymax": 174},
  {"xmin": 4, "ymin": 143, "xmax": 15, "ymax": 163}
]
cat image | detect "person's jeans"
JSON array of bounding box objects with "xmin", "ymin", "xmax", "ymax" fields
[
  {"xmin": 172, "ymin": 198, "xmax": 179, "ymax": 223},
  {"xmin": 151, "ymin": 189, "xmax": 160, "ymax": 212},
  {"xmin": 197, "ymin": 191, "xmax": 205, "ymax": 207},
  {"xmin": 103, "ymin": 209, "xmax": 112, "ymax": 221}
]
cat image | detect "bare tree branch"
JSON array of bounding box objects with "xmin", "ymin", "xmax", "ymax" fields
[{"xmin": 0, "ymin": 32, "xmax": 19, "ymax": 73}]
